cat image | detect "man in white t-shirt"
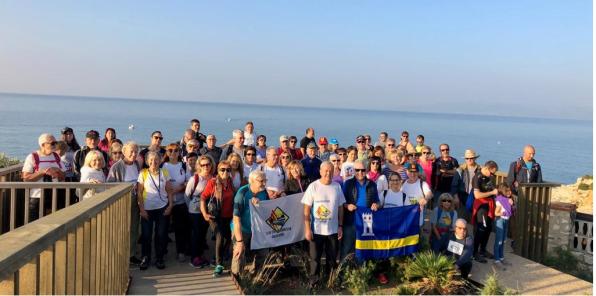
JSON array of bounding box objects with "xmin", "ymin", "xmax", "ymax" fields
[
  {"xmin": 260, "ymin": 147, "xmax": 285, "ymax": 198},
  {"xmin": 401, "ymin": 165, "xmax": 433, "ymax": 227},
  {"xmin": 22, "ymin": 133, "xmax": 66, "ymax": 222},
  {"xmin": 302, "ymin": 161, "xmax": 345, "ymax": 287}
]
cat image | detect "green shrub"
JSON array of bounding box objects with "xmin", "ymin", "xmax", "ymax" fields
[
  {"xmin": 479, "ymin": 272, "xmax": 518, "ymax": 295},
  {"xmin": 577, "ymin": 183, "xmax": 592, "ymax": 191},
  {"xmin": 543, "ymin": 247, "xmax": 593, "ymax": 282},
  {"xmin": 344, "ymin": 260, "xmax": 377, "ymax": 295},
  {"xmin": 0, "ymin": 153, "xmax": 19, "ymax": 169},
  {"xmin": 581, "ymin": 175, "xmax": 593, "ymax": 180},
  {"xmin": 394, "ymin": 284, "xmax": 418, "ymax": 295},
  {"xmin": 404, "ymin": 251, "xmax": 464, "ymax": 294}
]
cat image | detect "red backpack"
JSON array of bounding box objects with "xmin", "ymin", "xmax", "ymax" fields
[{"xmin": 32, "ymin": 152, "xmax": 63, "ymax": 172}]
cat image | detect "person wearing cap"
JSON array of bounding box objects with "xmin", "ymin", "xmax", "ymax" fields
[
  {"xmin": 506, "ymin": 145, "xmax": 543, "ymax": 195},
  {"xmin": 355, "ymin": 135, "xmax": 370, "ymax": 166},
  {"xmin": 401, "ymin": 163, "xmax": 433, "ymax": 228},
  {"xmin": 278, "ymin": 135, "xmax": 301, "ymax": 160},
  {"xmin": 301, "ymin": 142, "xmax": 322, "ymax": 183},
  {"xmin": 455, "ymin": 149, "xmax": 481, "ymax": 220},
  {"xmin": 22, "ymin": 133, "xmax": 66, "ymax": 221},
  {"xmin": 403, "ymin": 152, "xmax": 425, "ymax": 177},
  {"xmin": 59, "ymin": 127, "xmax": 81, "ymax": 182},
  {"xmin": 73, "ymin": 130, "xmax": 109, "ymax": 177},
  {"xmin": 299, "ymin": 127, "xmax": 316, "ymax": 157},
  {"xmin": 139, "ymin": 131, "xmax": 167, "ymax": 169},
  {"xmin": 329, "ymin": 138, "xmax": 339, "ymax": 152},
  {"xmin": 317, "ymin": 137, "xmax": 331, "ymax": 161},
  {"xmin": 374, "ymin": 132, "xmax": 388, "ymax": 148},
  {"xmin": 432, "ymin": 143, "xmax": 460, "ymax": 207}
]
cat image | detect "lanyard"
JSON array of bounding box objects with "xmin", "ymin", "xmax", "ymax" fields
[{"xmin": 148, "ymin": 170, "xmax": 164, "ymax": 201}]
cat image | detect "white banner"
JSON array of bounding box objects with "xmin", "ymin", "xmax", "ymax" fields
[{"xmin": 250, "ymin": 193, "xmax": 305, "ymax": 250}]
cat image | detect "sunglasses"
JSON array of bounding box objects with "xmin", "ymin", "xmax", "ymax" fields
[
  {"xmin": 281, "ymin": 156, "xmax": 290, "ymax": 159},
  {"xmin": 465, "ymin": 157, "xmax": 475, "ymax": 160},
  {"xmin": 337, "ymin": 153, "xmax": 346, "ymax": 156},
  {"xmin": 219, "ymin": 168, "xmax": 231, "ymax": 172},
  {"xmin": 422, "ymin": 152, "xmax": 430, "ymax": 154},
  {"xmin": 354, "ymin": 169, "xmax": 366, "ymax": 172},
  {"xmin": 356, "ymin": 140, "xmax": 364, "ymax": 144},
  {"xmin": 167, "ymin": 149, "xmax": 179, "ymax": 153},
  {"xmin": 442, "ymin": 200, "xmax": 452, "ymax": 203},
  {"xmin": 112, "ymin": 151, "xmax": 122, "ymax": 155},
  {"xmin": 386, "ymin": 144, "xmax": 395, "ymax": 147},
  {"xmin": 246, "ymin": 153, "xmax": 256, "ymax": 156},
  {"xmin": 46, "ymin": 141, "xmax": 57, "ymax": 146},
  {"xmin": 153, "ymin": 136, "xmax": 163, "ymax": 140},
  {"xmin": 331, "ymin": 159, "xmax": 340, "ymax": 162},
  {"xmin": 290, "ymin": 140, "xmax": 296, "ymax": 143},
  {"xmin": 371, "ymin": 161, "xmax": 380, "ymax": 165},
  {"xmin": 441, "ymin": 148, "xmax": 450, "ymax": 152},
  {"xmin": 200, "ymin": 163, "xmax": 211, "ymax": 167}
]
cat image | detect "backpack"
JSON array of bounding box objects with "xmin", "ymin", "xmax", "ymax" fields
[
  {"xmin": 381, "ymin": 190, "xmax": 407, "ymax": 208},
  {"xmin": 188, "ymin": 174, "xmax": 200, "ymax": 198},
  {"xmin": 32, "ymin": 151, "xmax": 63, "ymax": 172},
  {"xmin": 465, "ymin": 189, "xmax": 475, "ymax": 212}
]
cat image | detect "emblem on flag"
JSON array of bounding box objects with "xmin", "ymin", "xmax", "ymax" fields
[{"xmin": 266, "ymin": 207, "xmax": 289, "ymax": 233}]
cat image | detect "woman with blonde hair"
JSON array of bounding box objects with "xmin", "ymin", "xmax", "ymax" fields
[
  {"xmin": 185, "ymin": 155, "xmax": 215, "ymax": 268},
  {"xmin": 382, "ymin": 148, "xmax": 407, "ymax": 180},
  {"xmin": 80, "ymin": 150, "xmax": 107, "ymax": 199},
  {"xmin": 283, "ymin": 160, "xmax": 309, "ymax": 195},
  {"xmin": 201, "ymin": 160, "xmax": 236, "ymax": 276},
  {"xmin": 227, "ymin": 152, "xmax": 245, "ymax": 189},
  {"xmin": 108, "ymin": 141, "xmax": 124, "ymax": 168}
]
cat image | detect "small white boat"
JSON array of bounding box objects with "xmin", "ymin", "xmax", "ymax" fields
[{"xmin": 128, "ymin": 124, "xmax": 135, "ymax": 130}]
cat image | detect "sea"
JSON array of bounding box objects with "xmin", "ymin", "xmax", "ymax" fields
[{"xmin": 0, "ymin": 93, "xmax": 592, "ymax": 184}]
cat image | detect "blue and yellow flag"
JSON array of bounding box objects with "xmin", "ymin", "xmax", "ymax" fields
[{"xmin": 355, "ymin": 205, "xmax": 420, "ymax": 260}]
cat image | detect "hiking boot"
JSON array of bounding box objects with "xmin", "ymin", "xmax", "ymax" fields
[
  {"xmin": 130, "ymin": 256, "xmax": 142, "ymax": 265},
  {"xmin": 377, "ymin": 273, "xmax": 388, "ymax": 284},
  {"xmin": 155, "ymin": 259, "xmax": 166, "ymax": 270},
  {"xmin": 139, "ymin": 256, "xmax": 150, "ymax": 270}
]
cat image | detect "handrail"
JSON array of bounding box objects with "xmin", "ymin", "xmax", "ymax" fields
[
  {"xmin": 0, "ymin": 183, "xmax": 132, "ymax": 294},
  {"xmin": 0, "ymin": 164, "xmax": 23, "ymax": 182}
]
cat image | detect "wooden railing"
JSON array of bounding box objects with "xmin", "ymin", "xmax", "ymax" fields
[
  {"xmin": 0, "ymin": 183, "xmax": 132, "ymax": 294},
  {"xmin": 0, "ymin": 182, "xmax": 119, "ymax": 235},
  {"xmin": 0, "ymin": 164, "xmax": 23, "ymax": 182}
]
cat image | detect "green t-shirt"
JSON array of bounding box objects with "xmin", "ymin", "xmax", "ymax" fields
[{"xmin": 233, "ymin": 184, "xmax": 269, "ymax": 234}]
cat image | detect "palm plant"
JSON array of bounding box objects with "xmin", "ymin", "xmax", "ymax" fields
[{"xmin": 404, "ymin": 251, "xmax": 464, "ymax": 294}]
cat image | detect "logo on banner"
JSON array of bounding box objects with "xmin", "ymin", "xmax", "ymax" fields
[
  {"xmin": 266, "ymin": 207, "xmax": 289, "ymax": 233},
  {"xmin": 362, "ymin": 213, "xmax": 375, "ymax": 236}
]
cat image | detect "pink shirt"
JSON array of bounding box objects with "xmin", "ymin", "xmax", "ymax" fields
[{"xmin": 418, "ymin": 159, "xmax": 433, "ymax": 188}]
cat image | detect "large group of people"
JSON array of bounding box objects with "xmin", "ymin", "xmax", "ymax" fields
[{"xmin": 23, "ymin": 119, "xmax": 543, "ymax": 285}]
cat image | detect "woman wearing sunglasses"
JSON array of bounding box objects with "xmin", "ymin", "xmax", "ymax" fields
[
  {"xmin": 201, "ymin": 160, "xmax": 236, "ymax": 276},
  {"xmin": 163, "ymin": 143, "xmax": 192, "ymax": 263},
  {"xmin": 418, "ymin": 146, "xmax": 434, "ymax": 188},
  {"xmin": 430, "ymin": 193, "xmax": 458, "ymax": 252},
  {"xmin": 185, "ymin": 155, "xmax": 215, "ymax": 268}
]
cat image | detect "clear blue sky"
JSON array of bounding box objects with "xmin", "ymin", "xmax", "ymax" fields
[{"xmin": 0, "ymin": 1, "xmax": 592, "ymax": 119}]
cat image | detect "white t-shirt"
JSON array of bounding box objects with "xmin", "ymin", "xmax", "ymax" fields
[
  {"xmin": 375, "ymin": 175, "xmax": 389, "ymax": 195},
  {"xmin": 80, "ymin": 166, "xmax": 106, "ymax": 199},
  {"xmin": 260, "ymin": 164, "xmax": 285, "ymax": 192},
  {"xmin": 124, "ymin": 164, "xmax": 140, "ymax": 183},
  {"xmin": 401, "ymin": 179, "xmax": 432, "ymax": 226},
  {"xmin": 243, "ymin": 162, "xmax": 259, "ymax": 180},
  {"xmin": 22, "ymin": 152, "xmax": 65, "ymax": 198},
  {"xmin": 381, "ymin": 190, "xmax": 407, "ymax": 208},
  {"xmin": 231, "ymin": 171, "xmax": 242, "ymax": 189},
  {"xmin": 137, "ymin": 169, "xmax": 170, "ymax": 210},
  {"xmin": 163, "ymin": 162, "xmax": 188, "ymax": 205},
  {"xmin": 244, "ymin": 131, "xmax": 256, "ymax": 147},
  {"xmin": 340, "ymin": 162, "xmax": 355, "ymax": 181},
  {"xmin": 301, "ymin": 179, "xmax": 346, "ymax": 235},
  {"xmin": 185, "ymin": 175, "xmax": 208, "ymax": 214}
]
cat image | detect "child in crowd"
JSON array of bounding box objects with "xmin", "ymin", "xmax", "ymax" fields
[
  {"xmin": 431, "ymin": 193, "xmax": 458, "ymax": 252},
  {"xmin": 494, "ymin": 183, "xmax": 514, "ymax": 267}
]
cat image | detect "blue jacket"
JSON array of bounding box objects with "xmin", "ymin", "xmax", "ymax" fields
[
  {"xmin": 301, "ymin": 157, "xmax": 322, "ymax": 183},
  {"xmin": 342, "ymin": 177, "xmax": 379, "ymax": 226}
]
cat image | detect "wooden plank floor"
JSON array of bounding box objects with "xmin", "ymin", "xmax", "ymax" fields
[{"xmin": 128, "ymin": 229, "xmax": 239, "ymax": 295}]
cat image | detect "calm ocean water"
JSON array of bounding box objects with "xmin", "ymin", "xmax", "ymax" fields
[{"xmin": 0, "ymin": 93, "xmax": 592, "ymax": 184}]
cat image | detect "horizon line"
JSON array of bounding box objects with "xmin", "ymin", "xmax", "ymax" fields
[{"xmin": 0, "ymin": 91, "xmax": 591, "ymax": 123}]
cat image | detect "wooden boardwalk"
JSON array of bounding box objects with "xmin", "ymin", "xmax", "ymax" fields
[{"xmin": 128, "ymin": 233, "xmax": 240, "ymax": 295}]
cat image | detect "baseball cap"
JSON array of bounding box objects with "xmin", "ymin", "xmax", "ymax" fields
[
  {"xmin": 318, "ymin": 137, "xmax": 328, "ymax": 145},
  {"xmin": 307, "ymin": 142, "xmax": 317, "ymax": 149},
  {"xmin": 329, "ymin": 138, "xmax": 339, "ymax": 145},
  {"xmin": 279, "ymin": 135, "xmax": 289, "ymax": 142}
]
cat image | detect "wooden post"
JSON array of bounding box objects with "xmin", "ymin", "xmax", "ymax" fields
[
  {"xmin": 52, "ymin": 188, "xmax": 58, "ymax": 213},
  {"xmin": 82, "ymin": 220, "xmax": 91, "ymax": 294},
  {"xmin": 89, "ymin": 217, "xmax": 97, "ymax": 294},
  {"xmin": 66, "ymin": 230, "xmax": 76, "ymax": 294},
  {"xmin": 54, "ymin": 237, "xmax": 67, "ymax": 295},
  {"xmin": 39, "ymin": 245, "xmax": 54, "ymax": 294},
  {"xmin": 9, "ymin": 188, "xmax": 16, "ymax": 230},
  {"xmin": 18, "ymin": 256, "xmax": 38, "ymax": 295},
  {"xmin": 0, "ymin": 273, "xmax": 15, "ymax": 294}
]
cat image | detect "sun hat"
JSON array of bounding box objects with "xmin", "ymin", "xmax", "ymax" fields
[{"xmin": 463, "ymin": 149, "xmax": 479, "ymax": 159}]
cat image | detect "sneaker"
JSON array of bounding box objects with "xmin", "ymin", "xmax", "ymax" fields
[
  {"xmin": 177, "ymin": 253, "xmax": 186, "ymax": 263},
  {"xmin": 501, "ymin": 259, "xmax": 512, "ymax": 266},
  {"xmin": 377, "ymin": 273, "xmax": 389, "ymax": 284},
  {"xmin": 190, "ymin": 257, "xmax": 203, "ymax": 268},
  {"xmin": 155, "ymin": 259, "xmax": 166, "ymax": 270},
  {"xmin": 213, "ymin": 264, "xmax": 224, "ymax": 276},
  {"xmin": 139, "ymin": 256, "xmax": 150, "ymax": 270},
  {"xmin": 494, "ymin": 260, "xmax": 506, "ymax": 270},
  {"xmin": 130, "ymin": 256, "xmax": 142, "ymax": 265}
]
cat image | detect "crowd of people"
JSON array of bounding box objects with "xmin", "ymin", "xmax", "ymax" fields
[{"xmin": 22, "ymin": 119, "xmax": 543, "ymax": 285}]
